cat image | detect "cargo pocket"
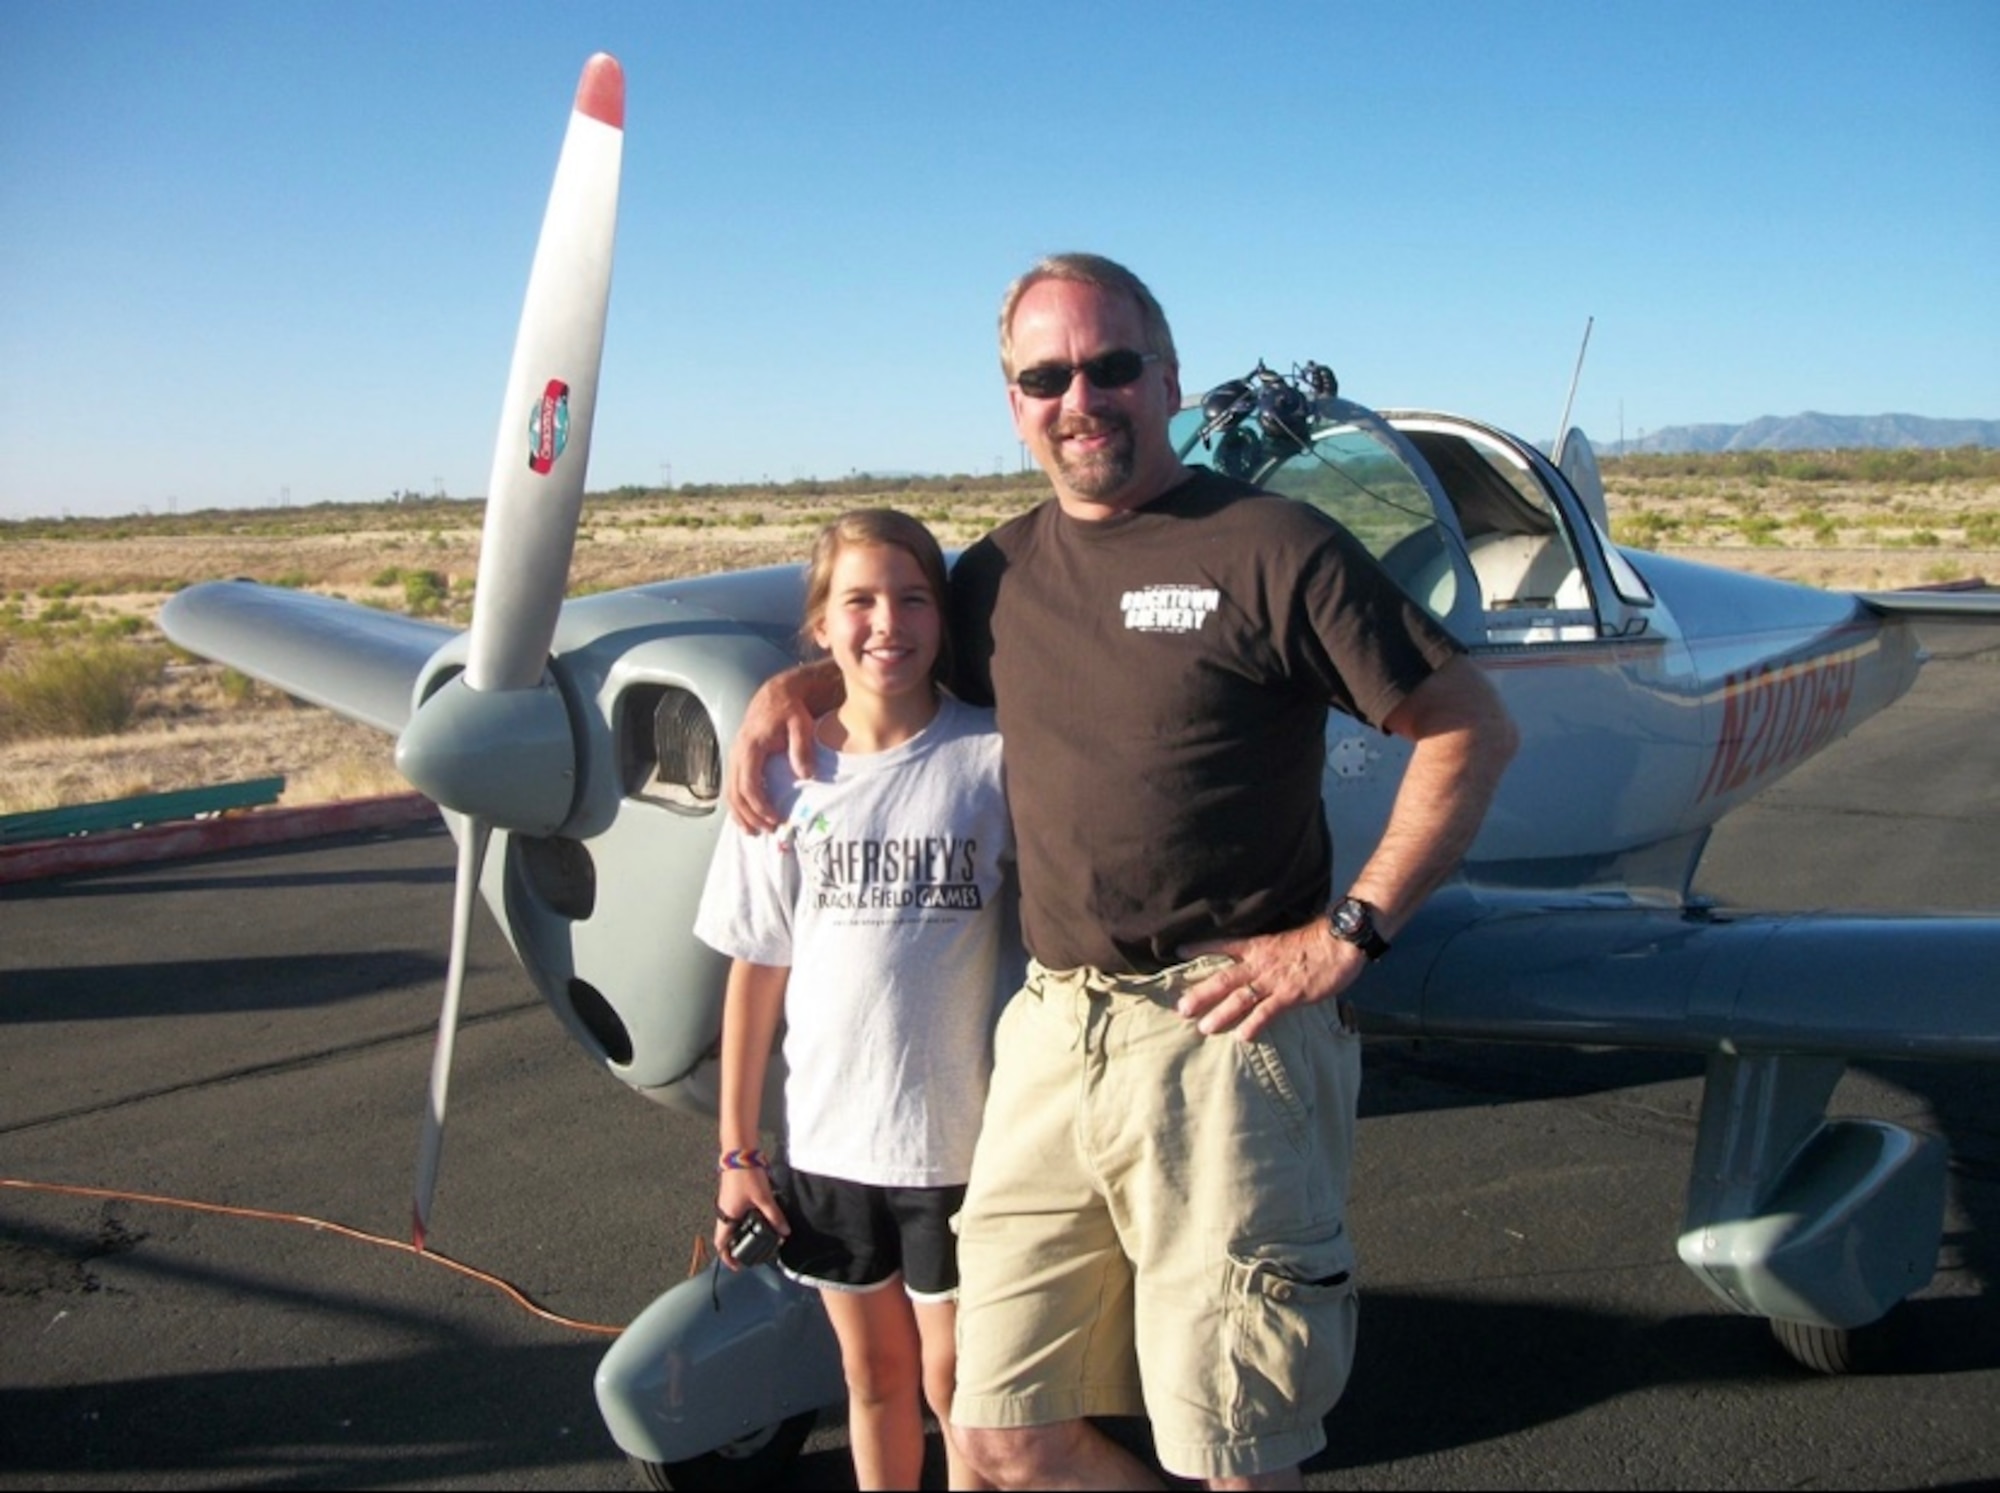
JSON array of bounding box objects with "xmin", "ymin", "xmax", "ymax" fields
[{"xmin": 1224, "ymin": 1226, "xmax": 1360, "ymax": 1436}]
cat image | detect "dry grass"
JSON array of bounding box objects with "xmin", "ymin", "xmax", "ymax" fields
[
  {"xmin": 0, "ymin": 666, "xmax": 400, "ymax": 816},
  {"xmin": 3, "ymin": 470, "xmax": 1994, "ymax": 817}
]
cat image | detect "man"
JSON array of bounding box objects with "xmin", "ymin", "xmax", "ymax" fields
[{"xmin": 727, "ymin": 253, "xmax": 1518, "ymax": 1489}]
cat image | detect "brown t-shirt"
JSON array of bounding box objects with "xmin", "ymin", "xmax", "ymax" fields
[{"xmin": 950, "ymin": 467, "xmax": 1462, "ymax": 974}]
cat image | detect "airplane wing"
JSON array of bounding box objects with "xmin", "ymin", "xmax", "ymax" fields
[
  {"xmin": 161, "ymin": 579, "xmax": 453, "ymax": 735},
  {"xmin": 1362, "ymin": 892, "xmax": 2000, "ymax": 1063},
  {"xmin": 1854, "ymin": 586, "xmax": 2000, "ymax": 620}
]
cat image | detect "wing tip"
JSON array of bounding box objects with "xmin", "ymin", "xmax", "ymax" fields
[{"xmin": 576, "ymin": 53, "xmax": 625, "ymax": 130}]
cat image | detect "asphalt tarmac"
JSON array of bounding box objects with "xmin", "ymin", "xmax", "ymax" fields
[{"xmin": 3, "ymin": 621, "xmax": 1996, "ymax": 1491}]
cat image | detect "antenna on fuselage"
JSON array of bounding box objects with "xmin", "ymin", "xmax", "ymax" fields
[{"xmin": 1553, "ymin": 315, "xmax": 1594, "ymax": 459}]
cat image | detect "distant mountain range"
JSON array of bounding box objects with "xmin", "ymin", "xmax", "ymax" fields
[{"xmin": 1595, "ymin": 413, "xmax": 2000, "ymax": 455}]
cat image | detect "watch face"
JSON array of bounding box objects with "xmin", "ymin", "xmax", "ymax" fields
[{"xmin": 1334, "ymin": 900, "xmax": 1368, "ymax": 937}]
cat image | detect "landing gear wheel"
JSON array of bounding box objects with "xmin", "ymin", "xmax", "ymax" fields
[
  {"xmin": 628, "ymin": 1410, "xmax": 816, "ymax": 1492},
  {"xmin": 1772, "ymin": 1316, "xmax": 1856, "ymax": 1375}
]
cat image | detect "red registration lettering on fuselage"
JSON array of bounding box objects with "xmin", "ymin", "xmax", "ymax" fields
[{"xmin": 1697, "ymin": 650, "xmax": 1858, "ymax": 802}]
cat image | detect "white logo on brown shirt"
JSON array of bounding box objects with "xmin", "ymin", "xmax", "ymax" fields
[{"xmin": 1120, "ymin": 585, "xmax": 1220, "ymax": 634}]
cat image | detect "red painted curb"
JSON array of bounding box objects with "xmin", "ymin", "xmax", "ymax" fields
[{"xmin": 0, "ymin": 793, "xmax": 440, "ymax": 885}]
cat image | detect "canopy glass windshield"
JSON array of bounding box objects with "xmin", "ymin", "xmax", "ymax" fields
[{"xmin": 1169, "ymin": 398, "xmax": 1467, "ymax": 630}]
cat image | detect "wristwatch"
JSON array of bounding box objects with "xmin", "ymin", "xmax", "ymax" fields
[{"xmin": 1327, "ymin": 896, "xmax": 1391, "ymax": 961}]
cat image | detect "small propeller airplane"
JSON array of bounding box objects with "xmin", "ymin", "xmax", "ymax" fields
[{"xmin": 158, "ymin": 51, "xmax": 2000, "ymax": 1491}]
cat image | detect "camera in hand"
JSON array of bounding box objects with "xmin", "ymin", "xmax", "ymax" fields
[{"xmin": 725, "ymin": 1210, "xmax": 782, "ymax": 1268}]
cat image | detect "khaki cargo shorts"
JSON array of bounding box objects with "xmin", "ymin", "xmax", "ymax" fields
[{"xmin": 951, "ymin": 957, "xmax": 1361, "ymax": 1483}]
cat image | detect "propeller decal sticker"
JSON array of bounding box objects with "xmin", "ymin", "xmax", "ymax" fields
[{"xmin": 527, "ymin": 378, "xmax": 571, "ymax": 474}]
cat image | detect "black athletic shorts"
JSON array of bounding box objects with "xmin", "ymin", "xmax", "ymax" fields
[{"xmin": 777, "ymin": 1169, "xmax": 967, "ymax": 1301}]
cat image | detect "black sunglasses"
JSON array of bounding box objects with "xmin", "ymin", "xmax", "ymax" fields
[{"xmin": 1014, "ymin": 349, "xmax": 1160, "ymax": 400}]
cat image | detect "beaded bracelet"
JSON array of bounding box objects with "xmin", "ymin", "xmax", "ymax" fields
[{"xmin": 718, "ymin": 1148, "xmax": 770, "ymax": 1173}]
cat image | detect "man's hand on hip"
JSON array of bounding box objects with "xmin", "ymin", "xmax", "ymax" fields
[{"xmin": 1178, "ymin": 920, "xmax": 1365, "ymax": 1042}]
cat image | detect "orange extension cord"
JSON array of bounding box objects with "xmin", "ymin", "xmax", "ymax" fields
[{"xmin": 1, "ymin": 1176, "xmax": 718, "ymax": 1338}]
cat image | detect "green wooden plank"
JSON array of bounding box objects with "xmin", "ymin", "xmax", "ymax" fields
[{"xmin": 0, "ymin": 776, "xmax": 287, "ymax": 844}]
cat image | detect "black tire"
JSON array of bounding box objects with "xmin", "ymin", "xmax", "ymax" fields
[
  {"xmin": 1772, "ymin": 1316, "xmax": 1857, "ymax": 1375},
  {"xmin": 627, "ymin": 1410, "xmax": 817, "ymax": 1492}
]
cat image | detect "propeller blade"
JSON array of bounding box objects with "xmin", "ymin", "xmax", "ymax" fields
[
  {"xmin": 465, "ymin": 51, "xmax": 624, "ymax": 693},
  {"xmin": 407, "ymin": 53, "xmax": 624, "ymax": 1247},
  {"xmin": 413, "ymin": 818, "xmax": 491, "ymax": 1250}
]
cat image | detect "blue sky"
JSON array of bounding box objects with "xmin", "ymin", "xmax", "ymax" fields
[{"xmin": 4, "ymin": 0, "xmax": 1995, "ymax": 520}]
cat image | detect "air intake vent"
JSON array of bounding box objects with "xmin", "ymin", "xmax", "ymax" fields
[
  {"xmin": 618, "ymin": 684, "xmax": 721, "ymax": 811},
  {"xmin": 567, "ymin": 978, "xmax": 633, "ymax": 1066}
]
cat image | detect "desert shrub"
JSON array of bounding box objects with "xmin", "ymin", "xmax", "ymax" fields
[
  {"xmin": 0, "ymin": 642, "xmax": 159, "ymax": 741},
  {"xmin": 1737, "ymin": 514, "xmax": 1783, "ymax": 546},
  {"xmin": 401, "ymin": 569, "xmax": 449, "ymax": 615},
  {"xmin": 219, "ymin": 668, "xmax": 261, "ymax": 707},
  {"xmin": 1614, "ymin": 509, "xmax": 1677, "ymax": 548}
]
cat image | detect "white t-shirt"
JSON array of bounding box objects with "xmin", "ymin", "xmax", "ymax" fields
[{"xmin": 694, "ymin": 695, "xmax": 1012, "ymax": 1187}]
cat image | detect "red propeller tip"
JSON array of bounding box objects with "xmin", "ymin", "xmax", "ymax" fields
[{"xmin": 575, "ymin": 53, "xmax": 624, "ymax": 130}]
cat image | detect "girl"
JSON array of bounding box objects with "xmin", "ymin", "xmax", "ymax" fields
[{"xmin": 695, "ymin": 508, "xmax": 1010, "ymax": 1491}]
